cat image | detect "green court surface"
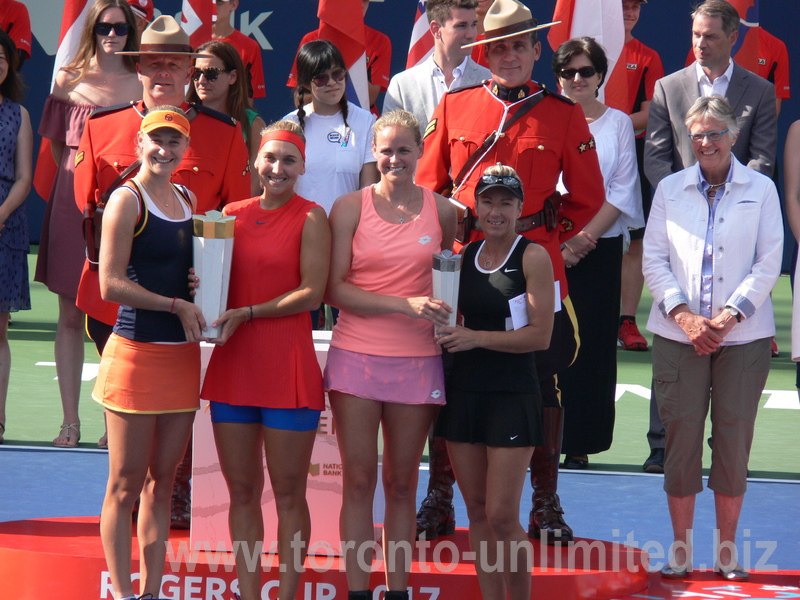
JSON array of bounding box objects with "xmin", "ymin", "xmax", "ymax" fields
[{"xmin": 4, "ymin": 248, "xmax": 799, "ymax": 479}]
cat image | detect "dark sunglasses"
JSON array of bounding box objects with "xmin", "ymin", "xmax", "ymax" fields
[
  {"xmin": 480, "ymin": 174, "xmax": 522, "ymax": 188},
  {"xmin": 192, "ymin": 67, "xmax": 233, "ymax": 82},
  {"xmin": 559, "ymin": 66, "xmax": 597, "ymax": 80},
  {"xmin": 311, "ymin": 68, "xmax": 346, "ymax": 87},
  {"xmin": 95, "ymin": 22, "xmax": 129, "ymax": 36}
]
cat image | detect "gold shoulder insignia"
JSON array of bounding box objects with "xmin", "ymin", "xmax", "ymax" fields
[
  {"xmin": 588, "ymin": 138, "xmax": 596, "ymax": 150},
  {"xmin": 560, "ymin": 217, "xmax": 574, "ymax": 232},
  {"xmin": 75, "ymin": 151, "xmax": 84, "ymax": 169},
  {"xmin": 424, "ymin": 118, "xmax": 438, "ymax": 139},
  {"xmin": 578, "ymin": 142, "xmax": 588, "ymax": 153}
]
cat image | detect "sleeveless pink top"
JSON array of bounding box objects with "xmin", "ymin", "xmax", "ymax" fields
[{"xmin": 331, "ymin": 185, "xmax": 443, "ymax": 357}]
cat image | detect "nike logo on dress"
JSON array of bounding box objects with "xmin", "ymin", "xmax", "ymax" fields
[
  {"xmin": 510, "ymin": 435, "xmax": 519, "ymax": 440},
  {"xmin": 504, "ymin": 268, "xmax": 519, "ymax": 273},
  {"xmin": 256, "ymin": 220, "xmax": 269, "ymax": 225}
]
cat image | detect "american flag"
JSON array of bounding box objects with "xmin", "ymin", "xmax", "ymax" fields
[
  {"xmin": 406, "ymin": 1, "xmax": 434, "ymax": 69},
  {"xmin": 548, "ymin": 0, "xmax": 626, "ymax": 107},
  {"xmin": 318, "ymin": 0, "xmax": 370, "ymax": 109}
]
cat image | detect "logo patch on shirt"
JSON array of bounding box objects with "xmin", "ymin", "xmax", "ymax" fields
[
  {"xmin": 418, "ymin": 235, "xmax": 432, "ymax": 244},
  {"xmin": 327, "ymin": 132, "xmax": 342, "ymax": 143},
  {"xmin": 75, "ymin": 151, "xmax": 84, "ymax": 168},
  {"xmin": 626, "ymin": 63, "xmax": 638, "ymax": 70},
  {"xmin": 431, "ymin": 389, "xmax": 442, "ymax": 399},
  {"xmin": 758, "ymin": 58, "xmax": 767, "ymax": 66}
]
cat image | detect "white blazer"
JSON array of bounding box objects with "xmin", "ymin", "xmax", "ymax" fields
[{"xmin": 643, "ymin": 157, "xmax": 783, "ymax": 345}]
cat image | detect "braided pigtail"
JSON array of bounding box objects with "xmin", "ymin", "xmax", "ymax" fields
[
  {"xmin": 339, "ymin": 95, "xmax": 350, "ymax": 129},
  {"xmin": 296, "ymin": 87, "xmax": 308, "ymax": 130}
]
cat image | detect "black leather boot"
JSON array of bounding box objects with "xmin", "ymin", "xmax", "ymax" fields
[
  {"xmin": 170, "ymin": 439, "xmax": 192, "ymax": 530},
  {"xmin": 528, "ymin": 406, "xmax": 574, "ymax": 544},
  {"xmin": 415, "ymin": 434, "xmax": 456, "ymax": 539}
]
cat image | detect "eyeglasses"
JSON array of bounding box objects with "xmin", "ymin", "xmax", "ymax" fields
[
  {"xmin": 311, "ymin": 68, "xmax": 347, "ymax": 87},
  {"xmin": 559, "ymin": 66, "xmax": 597, "ymax": 80},
  {"xmin": 95, "ymin": 22, "xmax": 129, "ymax": 36},
  {"xmin": 480, "ymin": 175, "xmax": 522, "ymax": 188},
  {"xmin": 688, "ymin": 129, "xmax": 729, "ymax": 143},
  {"xmin": 192, "ymin": 67, "xmax": 233, "ymax": 82}
]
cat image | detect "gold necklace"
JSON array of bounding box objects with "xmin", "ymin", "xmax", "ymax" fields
[{"xmin": 379, "ymin": 185, "xmax": 417, "ymax": 224}]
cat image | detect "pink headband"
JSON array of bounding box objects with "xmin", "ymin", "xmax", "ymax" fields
[{"xmin": 259, "ymin": 129, "xmax": 306, "ymax": 160}]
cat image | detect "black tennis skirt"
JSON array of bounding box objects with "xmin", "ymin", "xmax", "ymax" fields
[{"xmin": 435, "ymin": 387, "xmax": 544, "ymax": 447}]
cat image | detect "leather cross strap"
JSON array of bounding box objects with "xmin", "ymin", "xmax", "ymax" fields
[
  {"xmin": 98, "ymin": 159, "xmax": 141, "ymax": 208},
  {"xmin": 451, "ymin": 88, "xmax": 547, "ymax": 195}
]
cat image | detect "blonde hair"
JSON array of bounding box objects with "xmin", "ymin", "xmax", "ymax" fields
[
  {"xmin": 373, "ymin": 110, "xmax": 423, "ymax": 147},
  {"xmin": 483, "ymin": 163, "xmax": 521, "ymax": 179},
  {"xmin": 261, "ymin": 119, "xmax": 305, "ymax": 140}
]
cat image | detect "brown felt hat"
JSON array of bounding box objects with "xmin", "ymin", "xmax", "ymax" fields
[
  {"xmin": 117, "ymin": 15, "xmax": 211, "ymax": 56},
  {"xmin": 462, "ymin": 0, "xmax": 559, "ymax": 49}
]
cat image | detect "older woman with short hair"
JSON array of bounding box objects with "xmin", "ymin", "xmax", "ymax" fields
[{"xmin": 643, "ymin": 95, "xmax": 782, "ymax": 581}]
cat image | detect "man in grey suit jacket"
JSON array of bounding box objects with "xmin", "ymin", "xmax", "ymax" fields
[
  {"xmin": 382, "ymin": 0, "xmax": 490, "ymax": 137},
  {"xmin": 644, "ymin": 0, "xmax": 777, "ymax": 189},
  {"xmin": 641, "ymin": 0, "xmax": 777, "ymax": 474}
]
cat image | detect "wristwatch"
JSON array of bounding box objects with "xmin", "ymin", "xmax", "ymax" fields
[{"xmin": 725, "ymin": 305, "xmax": 742, "ymax": 322}]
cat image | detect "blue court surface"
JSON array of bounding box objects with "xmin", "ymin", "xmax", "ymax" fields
[{"xmin": 2, "ymin": 445, "xmax": 798, "ymax": 573}]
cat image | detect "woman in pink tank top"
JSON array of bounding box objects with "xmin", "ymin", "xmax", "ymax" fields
[{"xmin": 324, "ymin": 110, "xmax": 457, "ymax": 600}]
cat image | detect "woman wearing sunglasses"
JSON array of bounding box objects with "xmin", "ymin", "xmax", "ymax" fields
[
  {"xmin": 435, "ymin": 164, "xmax": 554, "ymax": 600},
  {"xmin": 284, "ymin": 39, "xmax": 379, "ymax": 216},
  {"xmin": 188, "ymin": 40, "xmax": 266, "ymax": 195},
  {"xmin": 36, "ymin": 0, "xmax": 142, "ymax": 449},
  {"xmin": 551, "ymin": 36, "xmax": 644, "ymax": 470}
]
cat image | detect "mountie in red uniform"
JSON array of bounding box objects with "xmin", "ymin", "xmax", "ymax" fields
[
  {"xmin": 416, "ymin": 79, "xmax": 605, "ymax": 300},
  {"xmin": 74, "ymin": 100, "xmax": 251, "ymax": 324}
]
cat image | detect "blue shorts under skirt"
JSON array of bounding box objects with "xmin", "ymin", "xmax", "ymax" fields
[{"xmin": 209, "ymin": 401, "xmax": 321, "ymax": 431}]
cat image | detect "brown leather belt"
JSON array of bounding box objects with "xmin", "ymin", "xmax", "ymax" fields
[{"xmin": 516, "ymin": 210, "xmax": 548, "ymax": 233}]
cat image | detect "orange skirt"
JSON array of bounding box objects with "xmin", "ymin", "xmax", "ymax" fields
[{"xmin": 93, "ymin": 333, "xmax": 201, "ymax": 414}]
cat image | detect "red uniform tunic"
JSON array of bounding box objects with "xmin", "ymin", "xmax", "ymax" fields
[
  {"xmin": 213, "ymin": 30, "xmax": 266, "ymax": 99},
  {"xmin": 0, "ymin": 0, "xmax": 31, "ymax": 60},
  {"xmin": 416, "ymin": 81, "xmax": 605, "ymax": 299},
  {"xmin": 200, "ymin": 195, "xmax": 324, "ymax": 410},
  {"xmin": 73, "ymin": 101, "xmax": 251, "ymax": 323}
]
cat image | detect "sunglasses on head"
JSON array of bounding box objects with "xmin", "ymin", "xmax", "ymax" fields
[
  {"xmin": 480, "ymin": 174, "xmax": 522, "ymax": 188},
  {"xmin": 688, "ymin": 129, "xmax": 729, "ymax": 143},
  {"xmin": 192, "ymin": 67, "xmax": 233, "ymax": 82},
  {"xmin": 95, "ymin": 22, "xmax": 129, "ymax": 36},
  {"xmin": 559, "ymin": 66, "xmax": 597, "ymax": 80},
  {"xmin": 311, "ymin": 68, "xmax": 346, "ymax": 87}
]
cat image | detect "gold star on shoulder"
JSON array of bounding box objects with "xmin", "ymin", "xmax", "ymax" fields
[
  {"xmin": 578, "ymin": 142, "xmax": 588, "ymax": 153},
  {"xmin": 588, "ymin": 138, "xmax": 596, "ymax": 149}
]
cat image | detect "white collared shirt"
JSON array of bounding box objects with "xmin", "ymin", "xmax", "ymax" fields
[
  {"xmin": 695, "ymin": 59, "xmax": 734, "ymax": 97},
  {"xmin": 431, "ymin": 55, "xmax": 471, "ymax": 105}
]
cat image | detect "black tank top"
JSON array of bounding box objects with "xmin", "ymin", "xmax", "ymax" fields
[
  {"xmin": 450, "ymin": 236, "xmax": 541, "ymax": 393},
  {"xmin": 114, "ymin": 185, "xmax": 194, "ymax": 343}
]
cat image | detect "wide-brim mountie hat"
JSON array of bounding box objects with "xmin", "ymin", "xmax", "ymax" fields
[
  {"xmin": 462, "ymin": 0, "xmax": 559, "ymax": 49},
  {"xmin": 117, "ymin": 15, "xmax": 211, "ymax": 56}
]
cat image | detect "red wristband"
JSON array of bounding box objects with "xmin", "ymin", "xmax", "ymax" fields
[{"xmin": 170, "ymin": 297, "xmax": 178, "ymax": 313}]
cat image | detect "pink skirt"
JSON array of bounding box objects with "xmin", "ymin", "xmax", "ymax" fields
[{"xmin": 323, "ymin": 347, "xmax": 445, "ymax": 405}]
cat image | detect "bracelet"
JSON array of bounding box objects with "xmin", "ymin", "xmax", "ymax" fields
[
  {"xmin": 247, "ymin": 305, "xmax": 254, "ymax": 322},
  {"xmin": 170, "ymin": 297, "xmax": 178, "ymax": 313},
  {"xmin": 563, "ymin": 243, "xmax": 574, "ymax": 254}
]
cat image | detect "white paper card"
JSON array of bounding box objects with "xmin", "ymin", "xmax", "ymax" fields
[
  {"xmin": 554, "ymin": 280, "xmax": 562, "ymax": 312},
  {"xmin": 509, "ymin": 293, "xmax": 529, "ymax": 330}
]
